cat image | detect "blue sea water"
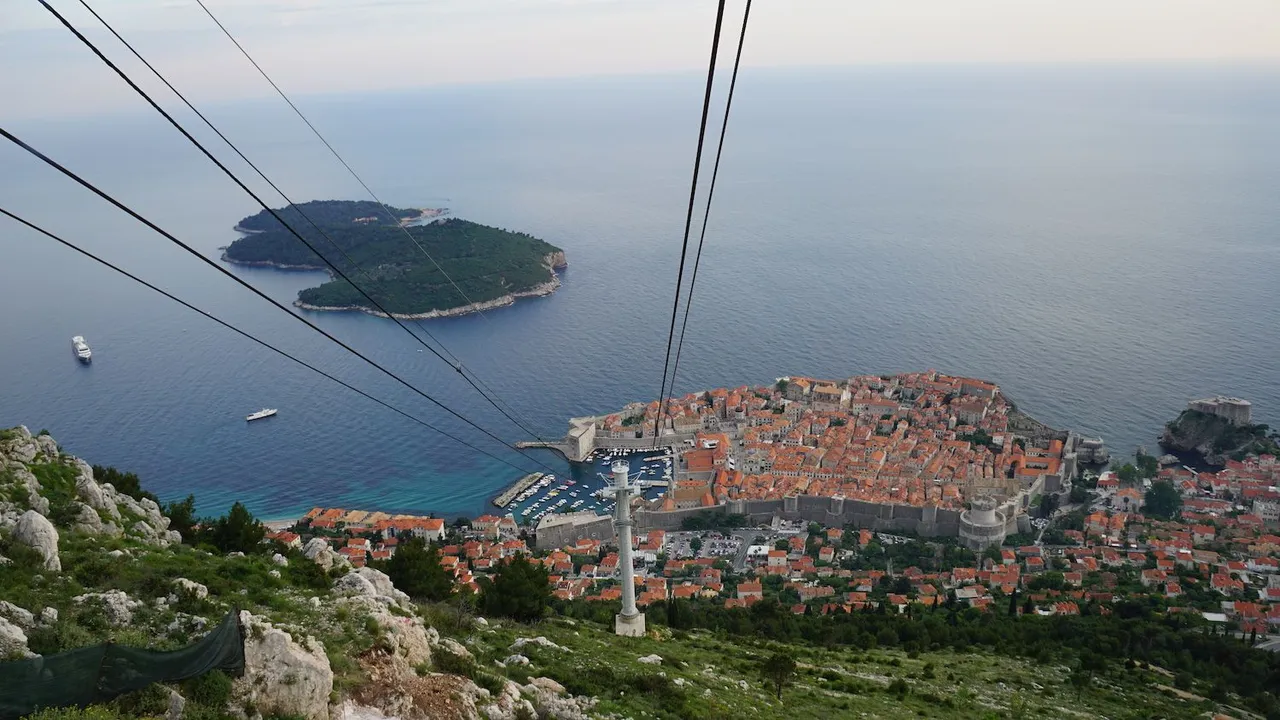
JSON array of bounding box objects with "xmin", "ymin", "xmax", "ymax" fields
[{"xmin": 2, "ymin": 65, "xmax": 1279, "ymax": 520}]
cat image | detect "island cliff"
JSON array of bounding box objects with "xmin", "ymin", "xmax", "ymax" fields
[
  {"xmin": 1159, "ymin": 407, "xmax": 1279, "ymax": 466},
  {"xmin": 221, "ymin": 200, "xmax": 566, "ymax": 319}
]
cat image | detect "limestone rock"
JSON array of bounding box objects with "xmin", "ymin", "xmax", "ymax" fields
[
  {"xmin": 354, "ymin": 568, "xmax": 410, "ymax": 607},
  {"xmin": 510, "ymin": 636, "xmax": 566, "ymax": 653},
  {"xmin": 165, "ymin": 689, "xmax": 185, "ymax": 720},
  {"xmin": 272, "ymin": 553, "xmax": 289, "ymax": 566},
  {"xmin": 165, "ymin": 614, "xmax": 208, "ymax": 635},
  {"xmin": 521, "ymin": 681, "xmax": 596, "ymax": 720},
  {"xmin": 479, "ymin": 679, "xmax": 538, "ymax": 720},
  {"xmin": 73, "ymin": 590, "xmax": 139, "ymax": 626},
  {"xmin": 38, "ymin": 607, "xmax": 57, "ymax": 626},
  {"xmin": 139, "ymin": 497, "xmax": 168, "ymax": 530},
  {"xmin": 75, "ymin": 471, "xmax": 120, "ymax": 520},
  {"xmin": 34, "ymin": 434, "xmax": 58, "ymax": 460},
  {"xmin": 0, "ymin": 616, "xmax": 34, "ymax": 659},
  {"xmin": 236, "ymin": 612, "xmax": 333, "ymax": 720},
  {"xmin": 437, "ymin": 637, "xmax": 473, "ymax": 663},
  {"xmin": 13, "ymin": 510, "xmax": 60, "ymax": 571},
  {"xmin": 71, "ymin": 502, "xmax": 104, "ymax": 535},
  {"xmin": 637, "ymin": 654, "xmax": 663, "ymax": 665},
  {"xmin": 302, "ymin": 537, "xmax": 329, "ymax": 559},
  {"xmin": 334, "ymin": 571, "xmax": 378, "ymax": 598},
  {"xmin": 172, "ymin": 578, "xmax": 209, "ymax": 600},
  {"xmin": 338, "ymin": 596, "xmax": 432, "ymax": 668},
  {"xmin": 0, "ymin": 601, "xmax": 35, "ymax": 630},
  {"xmin": 503, "ymin": 654, "xmax": 530, "ymax": 666},
  {"xmin": 334, "ymin": 701, "xmax": 397, "ymax": 720},
  {"xmin": 302, "ymin": 537, "xmax": 346, "ymax": 571},
  {"xmin": 1, "ymin": 427, "xmax": 39, "ymax": 463},
  {"xmin": 529, "ymin": 677, "xmax": 565, "ymax": 695}
]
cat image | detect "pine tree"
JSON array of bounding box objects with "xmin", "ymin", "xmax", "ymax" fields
[
  {"xmin": 385, "ymin": 538, "xmax": 453, "ymax": 601},
  {"xmin": 761, "ymin": 652, "xmax": 796, "ymax": 700},
  {"xmin": 478, "ymin": 554, "xmax": 551, "ymax": 622}
]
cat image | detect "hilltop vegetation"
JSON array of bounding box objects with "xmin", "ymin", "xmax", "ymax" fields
[
  {"xmin": 234, "ymin": 200, "xmax": 424, "ymax": 233},
  {"xmin": 223, "ymin": 200, "xmax": 565, "ymax": 317}
]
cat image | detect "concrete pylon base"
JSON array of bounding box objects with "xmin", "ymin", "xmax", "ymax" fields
[{"xmin": 615, "ymin": 612, "xmax": 646, "ymax": 637}]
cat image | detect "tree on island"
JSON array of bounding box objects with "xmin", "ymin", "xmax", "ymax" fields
[
  {"xmin": 478, "ymin": 554, "xmax": 551, "ymax": 623},
  {"xmin": 760, "ymin": 651, "xmax": 797, "ymax": 700},
  {"xmin": 384, "ymin": 537, "xmax": 453, "ymax": 602},
  {"xmin": 1144, "ymin": 481, "xmax": 1183, "ymax": 520}
]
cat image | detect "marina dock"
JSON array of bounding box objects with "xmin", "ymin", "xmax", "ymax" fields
[{"xmin": 493, "ymin": 472, "xmax": 544, "ymax": 508}]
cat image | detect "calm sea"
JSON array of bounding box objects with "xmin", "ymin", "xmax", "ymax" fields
[{"xmin": 2, "ymin": 65, "xmax": 1278, "ymax": 519}]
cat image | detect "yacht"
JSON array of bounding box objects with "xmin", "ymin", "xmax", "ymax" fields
[
  {"xmin": 72, "ymin": 336, "xmax": 92, "ymax": 363},
  {"xmin": 246, "ymin": 408, "xmax": 278, "ymax": 422}
]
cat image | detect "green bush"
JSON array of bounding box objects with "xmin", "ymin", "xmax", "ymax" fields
[
  {"xmin": 26, "ymin": 620, "xmax": 96, "ymax": 655},
  {"xmin": 109, "ymin": 683, "xmax": 171, "ymax": 716},
  {"xmin": 182, "ymin": 670, "xmax": 233, "ymax": 708},
  {"xmin": 474, "ymin": 671, "xmax": 507, "ymax": 696},
  {"xmin": 434, "ymin": 648, "xmax": 476, "ymax": 678}
]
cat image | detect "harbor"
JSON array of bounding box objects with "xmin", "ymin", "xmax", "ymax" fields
[
  {"xmin": 505, "ymin": 447, "xmax": 676, "ymax": 526},
  {"xmin": 491, "ymin": 472, "xmax": 545, "ymax": 508}
]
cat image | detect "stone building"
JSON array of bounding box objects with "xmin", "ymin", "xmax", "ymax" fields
[
  {"xmin": 1189, "ymin": 396, "xmax": 1253, "ymax": 427},
  {"xmin": 535, "ymin": 511, "xmax": 614, "ymax": 550}
]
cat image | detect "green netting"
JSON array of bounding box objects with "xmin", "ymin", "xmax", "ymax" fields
[{"xmin": 0, "ymin": 609, "xmax": 244, "ymax": 719}]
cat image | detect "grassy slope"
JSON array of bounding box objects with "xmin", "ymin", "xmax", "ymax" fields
[{"xmin": 436, "ymin": 612, "xmax": 1226, "ymax": 720}]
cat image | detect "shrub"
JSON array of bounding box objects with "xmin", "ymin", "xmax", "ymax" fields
[
  {"xmin": 183, "ymin": 670, "xmax": 233, "ymax": 708},
  {"xmin": 434, "ymin": 648, "xmax": 477, "ymax": 678},
  {"xmin": 26, "ymin": 621, "xmax": 96, "ymax": 655},
  {"xmin": 474, "ymin": 671, "xmax": 507, "ymax": 696},
  {"xmin": 109, "ymin": 683, "xmax": 171, "ymax": 716}
]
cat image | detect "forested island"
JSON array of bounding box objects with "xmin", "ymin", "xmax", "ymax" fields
[{"xmin": 222, "ymin": 200, "xmax": 566, "ymax": 318}]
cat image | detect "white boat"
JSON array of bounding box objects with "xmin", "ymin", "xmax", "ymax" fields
[
  {"xmin": 72, "ymin": 336, "xmax": 92, "ymax": 363},
  {"xmin": 245, "ymin": 408, "xmax": 278, "ymax": 422}
]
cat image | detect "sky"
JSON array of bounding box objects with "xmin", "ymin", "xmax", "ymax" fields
[{"xmin": 3, "ymin": 0, "xmax": 1280, "ymax": 119}]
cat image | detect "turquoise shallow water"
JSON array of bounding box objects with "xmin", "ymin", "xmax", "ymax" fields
[{"xmin": 2, "ymin": 65, "xmax": 1278, "ymax": 519}]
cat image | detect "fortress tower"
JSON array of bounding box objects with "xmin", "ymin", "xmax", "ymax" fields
[{"xmin": 959, "ymin": 495, "xmax": 1007, "ymax": 550}]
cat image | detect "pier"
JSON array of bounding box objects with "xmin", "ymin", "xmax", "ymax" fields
[
  {"xmin": 492, "ymin": 472, "xmax": 544, "ymax": 508},
  {"xmin": 514, "ymin": 440, "xmax": 580, "ymax": 460}
]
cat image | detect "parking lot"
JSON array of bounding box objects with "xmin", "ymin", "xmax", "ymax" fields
[{"xmin": 665, "ymin": 531, "xmax": 744, "ymax": 560}]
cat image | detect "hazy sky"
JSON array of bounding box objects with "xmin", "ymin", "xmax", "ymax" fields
[{"xmin": 3, "ymin": 0, "xmax": 1280, "ymax": 118}]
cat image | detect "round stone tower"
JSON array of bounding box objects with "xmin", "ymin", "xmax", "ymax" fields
[{"xmin": 959, "ymin": 496, "xmax": 1006, "ymax": 550}]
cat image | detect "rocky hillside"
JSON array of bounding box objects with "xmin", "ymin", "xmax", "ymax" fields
[
  {"xmin": 0, "ymin": 426, "xmax": 586, "ymax": 720},
  {"xmin": 1160, "ymin": 409, "xmax": 1279, "ymax": 466}
]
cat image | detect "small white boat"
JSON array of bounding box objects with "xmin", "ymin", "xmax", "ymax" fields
[
  {"xmin": 246, "ymin": 408, "xmax": 278, "ymax": 422},
  {"xmin": 72, "ymin": 336, "xmax": 92, "ymax": 363}
]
